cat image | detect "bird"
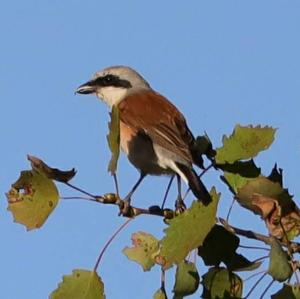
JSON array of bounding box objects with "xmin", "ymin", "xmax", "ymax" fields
[{"xmin": 76, "ymin": 65, "xmax": 211, "ymax": 214}]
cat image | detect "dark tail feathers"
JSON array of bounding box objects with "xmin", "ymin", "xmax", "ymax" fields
[{"xmin": 176, "ymin": 163, "xmax": 211, "ymax": 205}]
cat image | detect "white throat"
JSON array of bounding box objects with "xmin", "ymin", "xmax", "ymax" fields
[{"xmin": 97, "ymin": 86, "xmax": 128, "ymax": 108}]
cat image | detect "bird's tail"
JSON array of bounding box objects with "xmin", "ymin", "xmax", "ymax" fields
[{"xmin": 176, "ymin": 163, "xmax": 211, "ymax": 205}]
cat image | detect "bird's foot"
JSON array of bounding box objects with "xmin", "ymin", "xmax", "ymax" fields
[
  {"xmin": 175, "ymin": 197, "xmax": 186, "ymax": 214},
  {"xmin": 119, "ymin": 197, "xmax": 134, "ymax": 217}
]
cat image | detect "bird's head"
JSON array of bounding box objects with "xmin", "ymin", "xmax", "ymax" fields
[{"xmin": 75, "ymin": 65, "xmax": 151, "ymax": 107}]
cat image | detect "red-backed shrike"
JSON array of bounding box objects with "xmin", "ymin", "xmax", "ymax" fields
[{"xmin": 76, "ymin": 66, "xmax": 211, "ymax": 212}]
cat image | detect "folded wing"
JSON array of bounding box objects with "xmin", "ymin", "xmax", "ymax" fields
[{"xmin": 118, "ymin": 90, "xmax": 195, "ymax": 165}]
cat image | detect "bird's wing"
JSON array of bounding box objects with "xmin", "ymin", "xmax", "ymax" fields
[{"xmin": 118, "ymin": 90, "xmax": 195, "ymax": 163}]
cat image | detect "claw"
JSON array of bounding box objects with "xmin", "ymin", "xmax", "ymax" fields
[
  {"xmin": 119, "ymin": 197, "xmax": 133, "ymax": 217},
  {"xmin": 175, "ymin": 197, "xmax": 186, "ymax": 214}
]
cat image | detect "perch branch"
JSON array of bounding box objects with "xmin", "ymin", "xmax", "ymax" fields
[{"xmin": 62, "ymin": 183, "xmax": 175, "ymax": 219}]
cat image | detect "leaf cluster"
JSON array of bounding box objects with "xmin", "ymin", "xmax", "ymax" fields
[{"xmin": 5, "ymin": 124, "xmax": 300, "ymax": 298}]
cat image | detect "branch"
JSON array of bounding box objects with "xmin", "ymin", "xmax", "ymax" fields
[
  {"xmin": 62, "ymin": 187, "xmax": 175, "ymax": 219},
  {"xmin": 97, "ymin": 193, "xmax": 177, "ymax": 218},
  {"xmin": 220, "ymin": 218, "xmax": 300, "ymax": 253},
  {"xmin": 220, "ymin": 218, "xmax": 271, "ymax": 244},
  {"xmin": 63, "ymin": 164, "xmax": 214, "ymax": 218}
]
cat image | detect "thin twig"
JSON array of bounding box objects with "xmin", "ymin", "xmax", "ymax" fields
[
  {"xmin": 220, "ymin": 218, "xmax": 300, "ymax": 254},
  {"xmin": 244, "ymin": 272, "xmax": 267, "ymax": 299},
  {"xmin": 160, "ymin": 267, "xmax": 167, "ymax": 296},
  {"xmin": 60, "ymin": 196, "xmax": 95, "ymax": 200},
  {"xmin": 61, "ymin": 196, "xmax": 100, "ymax": 204},
  {"xmin": 161, "ymin": 176, "xmax": 174, "ymax": 209},
  {"xmin": 183, "ymin": 163, "xmax": 214, "ymax": 200},
  {"xmin": 226, "ymin": 198, "xmax": 236, "ymax": 222},
  {"xmin": 220, "ymin": 174, "xmax": 236, "ymax": 196},
  {"xmin": 244, "ymin": 270, "xmax": 267, "ymax": 282},
  {"xmin": 220, "ymin": 218, "xmax": 272, "ymax": 245},
  {"xmin": 253, "ymin": 255, "xmax": 269, "ymax": 263},
  {"xmin": 220, "ymin": 174, "xmax": 237, "ymax": 222},
  {"xmin": 64, "ymin": 182, "xmax": 96, "ymax": 198},
  {"xmin": 259, "ymin": 279, "xmax": 274, "ymax": 299},
  {"xmin": 94, "ymin": 218, "xmax": 132, "ymax": 271},
  {"xmin": 239, "ymin": 244, "xmax": 270, "ymax": 251}
]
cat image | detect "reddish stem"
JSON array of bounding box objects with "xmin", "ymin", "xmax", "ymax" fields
[{"xmin": 94, "ymin": 218, "xmax": 132, "ymax": 271}]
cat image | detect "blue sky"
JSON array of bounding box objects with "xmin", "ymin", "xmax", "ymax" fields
[{"xmin": 1, "ymin": 1, "xmax": 300, "ymax": 298}]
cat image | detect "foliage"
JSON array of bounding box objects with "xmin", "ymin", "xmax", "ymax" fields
[
  {"xmin": 158, "ymin": 189, "xmax": 219, "ymax": 269},
  {"xmin": 268, "ymin": 238, "xmax": 293, "ymax": 282},
  {"xmin": 271, "ymin": 284, "xmax": 300, "ymax": 299},
  {"xmin": 202, "ymin": 267, "xmax": 243, "ymax": 299},
  {"xmin": 107, "ymin": 105, "xmax": 120, "ymax": 174},
  {"xmin": 50, "ymin": 269, "xmax": 105, "ymax": 299},
  {"xmin": 6, "ymin": 170, "xmax": 59, "ymax": 230},
  {"xmin": 173, "ymin": 261, "xmax": 200, "ymax": 298},
  {"xmin": 215, "ymin": 125, "xmax": 275, "ymax": 163},
  {"xmin": 123, "ymin": 231, "xmax": 159, "ymax": 271},
  {"xmin": 5, "ymin": 124, "xmax": 300, "ymax": 298}
]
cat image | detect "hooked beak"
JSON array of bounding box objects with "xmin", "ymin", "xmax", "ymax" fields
[{"xmin": 75, "ymin": 80, "xmax": 96, "ymax": 95}]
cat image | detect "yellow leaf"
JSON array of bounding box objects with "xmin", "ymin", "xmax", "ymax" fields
[
  {"xmin": 50, "ymin": 269, "xmax": 105, "ymax": 299},
  {"xmin": 107, "ymin": 106, "xmax": 120, "ymax": 174},
  {"xmin": 6, "ymin": 170, "xmax": 59, "ymax": 230}
]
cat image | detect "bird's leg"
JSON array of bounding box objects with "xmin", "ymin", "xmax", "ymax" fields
[
  {"xmin": 161, "ymin": 175, "xmax": 175, "ymax": 209},
  {"xmin": 175, "ymin": 174, "xmax": 186, "ymax": 213},
  {"xmin": 121, "ymin": 173, "xmax": 146, "ymax": 216}
]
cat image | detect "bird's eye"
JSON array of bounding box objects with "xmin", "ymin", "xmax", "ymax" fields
[{"xmin": 103, "ymin": 75, "xmax": 114, "ymax": 83}]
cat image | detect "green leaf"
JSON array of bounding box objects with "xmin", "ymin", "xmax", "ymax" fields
[
  {"xmin": 202, "ymin": 267, "xmax": 243, "ymax": 299},
  {"xmin": 198, "ymin": 225, "xmax": 239, "ymax": 267},
  {"xmin": 221, "ymin": 172, "xmax": 255, "ymax": 195},
  {"xmin": 227, "ymin": 254, "xmax": 262, "ymax": 272},
  {"xmin": 107, "ymin": 105, "xmax": 120, "ymax": 174},
  {"xmin": 198, "ymin": 225, "xmax": 260, "ymax": 272},
  {"xmin": 6, "ymin": 170, "xmax": 59, "ymax": 230},
  {"xmin": 27, "ymin": 155, "xmax": 76, "ymax": 183},
  {"xmin": 123, "ymin": 232, "xmax": 159, "ymax": 271},
  {"xmin": 153, "ymin": 289, "xmax": 167, "ymax": 299},
  {"xmin": 158, "ymin": 188, "xmax": 219, "ymax": 269},
  {"xmin": 50, "ymin": 269, "xmax": 105, "ymax": 299},
  {"xmin": 271, "ymin": 284, "xmax": 300, "ymax": 299},
  {"xmin": 216, "ymin": 125, "xmax": 276, "ymax": 164},
  {"xmin": 217, "ymin": 159, "xmax": 261, "ymax": 178},
  {"xmin": 173, "ymin": 261, "xmax": 200, "ymax": 298},
  {"xmin": 268, "ymin": 238, "xmax": 292, "ymax": 282}
]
